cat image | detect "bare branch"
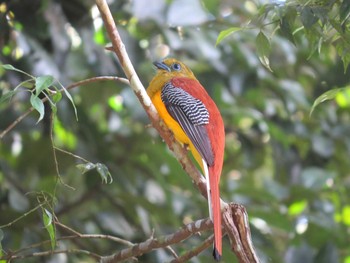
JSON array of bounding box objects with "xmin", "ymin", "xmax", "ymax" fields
[
  {"xmin": 55, "ymin": 220, "xmax": 134, "ymax": 247},
  {"xmin": 101, "ymin": 218, "xmax": 213, "ymax": 263},
  {"xmin": 3, "ymin": 248, "xmax": 102, "ymax": 261},
  {"xmin": 0, "ymin": 204, "xmax": 43, "ymax": 228},
  {"xmin": 223, "ymin": 204, "xmax": 260, "ymax": 263},
  {"xmin": 170, "ymin": 234, "xmax": 214, "ymax": 263}
]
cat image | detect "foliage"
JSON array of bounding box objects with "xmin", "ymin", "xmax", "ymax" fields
[{"xmin": 1, "ymin": 0, "xmax": 350, "ymax": 262}]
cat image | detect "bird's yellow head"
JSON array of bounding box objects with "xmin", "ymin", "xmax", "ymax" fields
[
  {"xmin": 153, "ymin": 58, "xmax": 196, "ymax": 79},
  {"xmin": 147, "ymin": 58, "xmax": 197, "ymax": 97}
]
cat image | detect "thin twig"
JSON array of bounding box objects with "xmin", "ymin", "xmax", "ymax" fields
[
  {"xmin": 3, "ymin": 248, "xmax": 102, "ymax": 261},
  {"xmin": 170, "ymin": 234, "xmax": 214, "ymax": 263},
  {"xmin": 54, "ymin": 146, "xmax": 91, "ymax": 163},
  {"xmin": 0, "ymin": 108, "xmax": 34, "ymax": 139},
  {"xmin": 55, "ymin": 220, "xmax": 134, "ymax": 247},
  {"xmin": 0, "ymin": 204, "xmax": 43, "ymax": 228},
  {"xmin": 49, "ymin": 112, "xmax": 75, "ymax": 190},
  {"xmin": 55, "ymin": 220, "xmax": 82, "ymax": 235},
  {"xmin": 3, "ymin": 220, "xmax": 134, "ymax": 260}
]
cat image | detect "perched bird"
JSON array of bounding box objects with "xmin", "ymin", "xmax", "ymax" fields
[{"xmin": 147, "ymin": 58, "xmax": 225, "ymax": 260}]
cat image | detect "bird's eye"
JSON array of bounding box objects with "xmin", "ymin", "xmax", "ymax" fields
[{"xmin": 172, "ymin": 63, "xmax": 181, "ymax": 71}]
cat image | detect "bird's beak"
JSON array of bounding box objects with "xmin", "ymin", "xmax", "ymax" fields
[{"xmin": 153, "ymin": 61, "xmax": 171, "ymax": 72}]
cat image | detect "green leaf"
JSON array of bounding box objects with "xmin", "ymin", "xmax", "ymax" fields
[
  {"xmin": 216, "ymin": 27, "xmax": 242, "ymax": 46},
  {"xmin": 335, "ymin": 87, "xmax": 350, "ymax": 107},
  {"xmin": 96, "ymin": 163, "xmax": 113, "ymax": 184},
  {"xmin": 30, "ymin": 93, "xmax": 45, "ymax": 123},
  {"xmin": 42, "ymin": 209, "xmax": 56, "ymax": 250},
  {"xmin": 1, "ymin": 64, "xmax": 34, "ymax": 79},
  {"xmin": 335, "ymin": 39, "xmax": 350, "ymax": 73},
  {"xmin": 52, "ymin": 92, "xmax": 62, "ymax": 104},
  {"xmin": 288, "ymin": 200, "xmax": 307, "ymax": 216},
  {"xmin": 0, "ymin": 90, "xmax": 16, "ymax": 104},
  {"xmin": 310, "ymin": 87, "xmax": 345, "ymax": 115},
  {"xmin": 280, "ymin": 16, "xmax": 295, "ymax": 45},
  {"xmin": 76, "ymin": 163, "xmax": 96, "ymax": 174},
  {"xmin": 300, "ymin": 7, "xmax": 318, "ymax": 29},
  {"xmin": 340, "ymin": 0, "xmax": 350, "ymax": 25},
  {"xmin": 341, "ymin": 206, "xmax": 350, "ymax": 226},
  {"xmin": 108, "ymin": 95, "xmax": 123, "ymax": 112},
  {"xmin": 15, "ymin": 79, "xmax": 34, "ymax": 90},
  {"xmin": 56, "ymin": 82, "xmax": 78, "ymax": 121},
  {"xmin": 35, "ymin": 75, "xmax": 54, "ymax": 96},
  {"xmin": 256, "ymin": 31, "xmax": 272, "ymax": 72}
]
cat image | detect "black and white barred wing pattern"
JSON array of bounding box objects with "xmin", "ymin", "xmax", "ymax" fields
[{"xmin": 161, "ymin": 82, "xmax": 214, "ymax": 166}]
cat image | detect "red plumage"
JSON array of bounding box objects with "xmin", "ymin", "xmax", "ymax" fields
[{"xmin": 171, "ymin": 77, "xmax": 225, "ymax": 259}]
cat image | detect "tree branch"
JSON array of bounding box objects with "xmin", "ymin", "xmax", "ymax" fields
[
  {"xmin": 2, "ymin": 248, "xmax": 102, "ymax": 261},
  {"xmin": 101, "ymin": 218, "xmax": 213, "ymax": 263},
  {"xmin": 170, "ymin": 234, "xmax": 215, "ymax": 263}
]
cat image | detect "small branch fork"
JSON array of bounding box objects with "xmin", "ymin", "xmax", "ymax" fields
[{"xmin": 95, "ymin": 0, "xmax": 260, "ymax": 262}]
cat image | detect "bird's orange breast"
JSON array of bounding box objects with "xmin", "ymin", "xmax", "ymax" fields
[{"xmin": 151, "ymin": 90, "xmax": 190, "ymax": 145}]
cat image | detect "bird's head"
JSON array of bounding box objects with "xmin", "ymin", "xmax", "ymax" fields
[{"xmin": 153, "ymin": 58, "xmax": 196, "ymax": 80}]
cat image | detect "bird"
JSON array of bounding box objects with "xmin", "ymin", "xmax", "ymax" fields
[{"xmin": 147, "ymin": 58, "xmax": 225, "ymax": 260}]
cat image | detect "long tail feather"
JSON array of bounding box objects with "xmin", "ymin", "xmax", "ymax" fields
[
  {"xmin": 203, "ymin": 159, "xmax": 222, "ymax": 261},
  {"xmin": 210, "ymin": 171, "xmax": 222, "ymax": 260}
]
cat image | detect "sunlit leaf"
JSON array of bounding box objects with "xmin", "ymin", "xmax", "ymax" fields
[
  {"xmin": 94, "ymin": 27, "xmax": 106, "ymax": 45},
  {"xmin": 216, "ymin": 27, "xmax": 242, "ymax": 46},
  {"xmin": 310, "ymin": 87, "xmax": 346, "ymax": 115},
  {"xmin": 288, "ymin": 200, "xmax": 307, "ymax": 216},
  {"xmin": 256, "ymin": 31, "xmax": 272, "ymax": 72},
  {"xmin": 53, "ymin": 118, "xmax": 77, "ymax": 149},
  {"xmin": 342, "ymin": 206, "xmax": 350, "ymax": 226},
  {"xmin": 108, "ymin": 95, "xmax": 123, "ymax": 112},
  {"xmin": 35, "ymin": 75, "xmax": 54, "ymax": 96},
  {"xmin": 42, "ymin": 209, "xmax": 56, "ymax": 250},
  {"xmin": 52, "ymin": 92, "xmax": 62, "ymax": 104},
  {"xmin": 30, "ymin": 93, "xmax": 45, "ymax": 123},
  {"xmin": 96, "ymin": 163, "xmax": 113, "ymax": 184},
  {"xmin": 335, "ymin": 87, "xmax": 350, "ymax": 107}
]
